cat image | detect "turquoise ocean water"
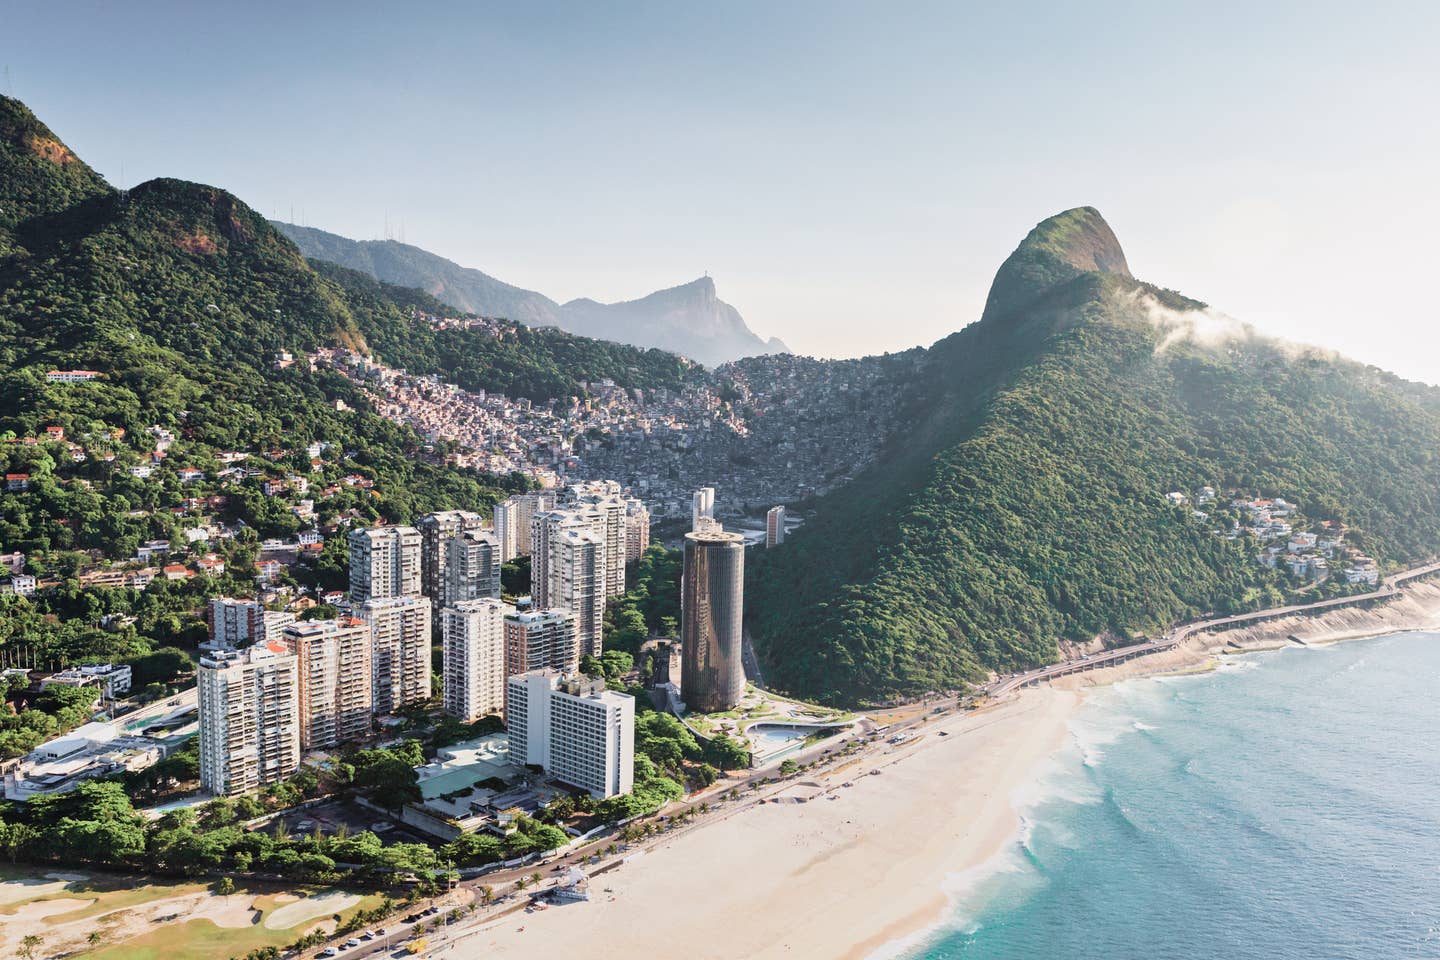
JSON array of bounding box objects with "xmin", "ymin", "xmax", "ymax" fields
[{"xmin": 902, "ymin": 631, "xmax": 1440, "ymax": 960}]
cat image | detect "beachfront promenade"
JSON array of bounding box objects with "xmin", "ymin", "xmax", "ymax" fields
[{"xmin": 986, "ymin": 558, "xmax": 1440, "ymax": 699}]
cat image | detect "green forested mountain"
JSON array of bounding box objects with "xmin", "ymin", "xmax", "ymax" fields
[
  {"xmin": 0, "ymin": 95, "xmax": 695, "ymax": 505},
  {"xmin": 0, "ymin": 92, "xmax": 714, "ymax": 595},
  {"xmin": 311, "ymin": 260, "xmax": 702, "ymax": 402},
  {"xmin": 747, "ymin": 207, "xmax": 1440, "ymax": 705}
]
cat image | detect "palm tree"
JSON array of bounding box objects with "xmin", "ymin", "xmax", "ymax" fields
[
  {"xmin": 516, "ymin": 877, "xmax": 529, "ymax": 891},
  {"xmin": 479, "ymin": 885, "xmax": 494, "ymax": 906},
  {"xmin": 87, "ymin": 932, "xmax": 103, "ymax": 948},
  {"xmin": 529, "ymin": 871, "xmax": 541, "ymax": 885},
  {"xmin": 18, "ymin": 934, "xmax": 41, "ymax": 960}
]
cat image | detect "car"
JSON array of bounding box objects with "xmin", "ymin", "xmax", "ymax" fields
[
  {"xmin": 317, "ymin": 950, "xmax": 337, "ymax": 958},
  {"xmin": 345, "ymin": 939, "xmax": 361, "ymax": 948},
  {"xmin": 373, "ymin": 928, "xmax": 387, "ymax": 936}
]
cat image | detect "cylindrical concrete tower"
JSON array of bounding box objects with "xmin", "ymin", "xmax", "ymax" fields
[{"xmin": 680, "ymin": 529, "xmax": 746, "ymax": 712}]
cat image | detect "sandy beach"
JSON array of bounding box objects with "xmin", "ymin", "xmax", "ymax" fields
[
  {"xmin": 463, "ymin": 686, "xmax": 1078, "ymax": 960},
  {"xmin": 1055, "ymin": 577, "xmax": 1440, "ymax": 689}
]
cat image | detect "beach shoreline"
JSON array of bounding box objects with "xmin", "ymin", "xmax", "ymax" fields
[
  {"xmin": 1052, "ymin": 577, "xmax": 1440, "ymax": 690},
  {"xmin": 462, "ymin": 686, "xmax": 1080, "ymax": 960},
  {"xmin": 452, "ymin": 578, "xmax": 1440, "ymax": 959}
]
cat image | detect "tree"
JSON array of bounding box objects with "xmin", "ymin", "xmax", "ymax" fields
[
  {"xmin": 215, "ymin": 876, "xmax": 235, "ymax": 896},
  {"xmin": 17, "ymin": 934, "xmax": 41, "ymax": 960}
]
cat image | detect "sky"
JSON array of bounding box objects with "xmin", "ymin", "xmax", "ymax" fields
[{"xmin": 6, "ymin": 1, "xmax": 1440, "ymax": 381}]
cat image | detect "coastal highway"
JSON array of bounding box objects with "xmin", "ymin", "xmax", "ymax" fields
[{"xmin": 984, "ymin": 557, "xmax": 1440, "ymax": 699}]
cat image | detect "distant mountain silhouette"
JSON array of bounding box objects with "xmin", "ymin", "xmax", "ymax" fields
[{"xmin": 272, "ymin": 222, "xmax": 787, "ymax": 366}]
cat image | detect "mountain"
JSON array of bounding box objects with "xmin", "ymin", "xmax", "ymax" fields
[
  {"xmin": 747, "ymin": 207, "xmax": 1440, "ymax": 705},
  {"xmin": 271, "ymin": 221, "xmax": 788, "ymax": 366},
  {"xmin": 0, "ymin": 95, "xmax": 698, "ymax": 567},
  {"xmin": 273, "ymin": 223, "xmax": 561, "ymax": 327},
  {"xmin": 559, "ymin": 276, "xmax": 789, "ymax": 369}
]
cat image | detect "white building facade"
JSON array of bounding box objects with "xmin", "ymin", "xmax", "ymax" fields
[
  {"xmin": 505, "ymin": 671, "xmax": 634, "ymax": 798},
  {"xmin": 197, "ymin": 642, "xmax": 300, "ymax": 796},
  {"xmin": 442, "ymin": 598, "xmax": 514, "ymax": 722}
]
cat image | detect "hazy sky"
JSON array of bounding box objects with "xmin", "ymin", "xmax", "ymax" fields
[{"xmin": 7, "ymin": 1, "xmax": 1440, "ymax": 381}]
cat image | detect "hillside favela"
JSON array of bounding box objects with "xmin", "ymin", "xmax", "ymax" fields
[{"xmin": 3, "ymin": 6, "xmax": 1439, "ymax": 960}]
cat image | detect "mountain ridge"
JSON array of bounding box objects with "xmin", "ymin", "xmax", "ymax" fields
[
  {"xmin": 271, "ymin": 221, "xmax": 787, "ymax": 366},
  {"xmin": 747, "ymin": 207, "xmax": 1440, "ymax": 705}
]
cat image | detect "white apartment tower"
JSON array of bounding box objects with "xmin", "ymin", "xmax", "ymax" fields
[
  {"xmin": 281, "ymin": 619, "xmax": 373, "ymax": 750},
  {"xmin": 567, "ymin": 490, "xmax": 627, "ymax": 599},
  {"xmin": 492, "ymin": 499, "xmax": 522, "ymax": 563},
  {"xmin": 766, "ymin": 505, "xmax": 787, "ymax": 548},
  {"xmin": 443, "ymin": 530, "xmax": 501, "ymax": 606},
  {"xmin": 357, "ymin": 596, "xmax": 433, "ymax": 714},
  {"xmin": 545, "ymin": 527, "xmax": 605, "ymax": 659},
  {"xmin": 692, "ymin": 487, "xmax": 716, "ymax": 531},
  {"xmin": 417, "ymin": 510, "xmax": 485, "ymax": 606},
  {"xmin": 197, "ymin": 641, "xmax": 300, "ymax": 796},
  {"xmin": 441, "ymin": 597, "xmax": 514, "ymax": 722},
  {"xmin": 501, "ymin": 491, "xmax": 556, "ymax": 559},
  {"xmin": 505, "ymin": 670, "xmax": 634, "ymax": 799},
  {"xmin": 624, "ymin": 498, "xmax": 651, "ymax": 562},
  {"xmin": 504, "ymin": 607, "xmax": 579, "ymax": 679},
  {"xmin": 348, "ymin": 526, "xmax": 421, "ymax": 603}
]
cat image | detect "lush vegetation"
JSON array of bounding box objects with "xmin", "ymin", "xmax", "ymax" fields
[
  {"xmin": 749, "ymin": 210, "xmax": 1440, "ymax": 704},
  {"xmin": 0, "ymin": 93, "xmax": 686, "ymax": 600},
  {"xmin": 314, "ymin": 260, "xmax": 702, "ymax": 403},
  {"xmin": 0, "ymin": 779, "xmax": 449, "ymax": 889},
  {"xmin": 599, "ymin": 544, "xmax": 681, "ymax": 679}
]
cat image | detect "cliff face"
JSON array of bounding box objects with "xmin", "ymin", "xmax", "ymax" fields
[{"xmin": 980, "ymin": 206, "xmax": 1131, "ymax": 324}]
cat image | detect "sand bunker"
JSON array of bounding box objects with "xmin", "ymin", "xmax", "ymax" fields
[
  {"xmin": 0, "ymin": 878, "xmax": 75, "ymax": 908},
  {"xmin": 188, "ymin": 893, "xmax": 262, "ymax": 929},
  {"xmin": 263, "ymin": 890, "xmax": 361, "ymax": 930},
  {"xmin": 1, "ymin": 898, "xmax": 94, "ymax": 923}
]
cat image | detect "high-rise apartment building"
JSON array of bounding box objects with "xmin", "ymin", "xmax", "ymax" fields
[
  {"xmin": 500, "ymin": 491, "xmax": 555, "ymax": 559},
  {"xmin": 567, "ymin": 489, "xmax": 627, "ymax": 598},
  {"xmin": 766, "ymin": 505, "xmax": 787, "ymax": 548},
  {"xmin": 348, "ymin": 526, "xmax": 421, "ymax": 603},
  {"xmin": 504, "ymin": 607, "xmax": 579, "ymax": 680},
  {"xmin": 680, "ymin": 528, "xmax": 746, "ymax": 712},
  {"xmin": 505, "ymin": 670, "xmax": 634, "ymax": 799},
  {"xmin": 492, "ymin": 499, "xmax": 521, "ymax": 563},
  {"xmin": 197, "ymin": 641, "xmax": 300, "ymax": 796},
  {"xmin": 207, "ymin": 597, "xmax": 294, "ymax": 648},
  {"xmin": 443, "ymin": 530, "xmax": 501, "ymax": 606},
  {"xmin": 543, "ymin": 527, "xmax": 605, "ymax": 659},
  {"xmin": 624, "ymin": 498, "xmax": 651, "ymax": 562},
  {"xmin": 281, "ymin": 619, "xmax": 373, "ymax": 750},
  {"xmin": 417, "ymin": 510, "xmax": 485, "ymax": 606},
  {"xmin": 692, "ymin": 487, "xmax": 716, "ymax": 531},
  {"xmin": 357, "ymin": 596, "xmax": 433, "ymax": 714},
  {"xmin": 441, "ymin": 597, "xmax": 513, "ymax": 722}
]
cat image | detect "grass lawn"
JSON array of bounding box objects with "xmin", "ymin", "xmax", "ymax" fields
[{"xmin": 89, "ymin": 891, "xmax": 385, "ymax": 960}]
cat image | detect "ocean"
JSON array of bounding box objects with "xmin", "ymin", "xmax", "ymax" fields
[{"xmin": 903, "ymin": 632, "xmax": 1440, "ymax": 960}]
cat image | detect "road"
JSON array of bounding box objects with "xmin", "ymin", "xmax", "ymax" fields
[{"xmin": 986, "ymin": 558, "xmax": 1440, "ymax": 699}]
